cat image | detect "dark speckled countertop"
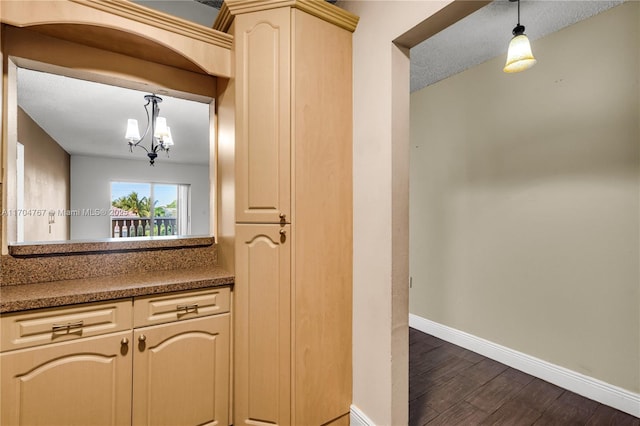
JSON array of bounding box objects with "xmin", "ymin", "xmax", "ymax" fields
[{"xmin": 0, "ymin": 266, "xmax": 234, "ymax": 313}]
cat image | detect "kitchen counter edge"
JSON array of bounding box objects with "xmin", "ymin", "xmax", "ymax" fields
[{"xmin": 0, "ymin": 266, "xmax": 234, "ymax": 313}]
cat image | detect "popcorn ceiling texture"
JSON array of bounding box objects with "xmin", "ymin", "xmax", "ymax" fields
[{"xmin": 410, "ymin": 1, "xmax": 623, "ymax": 92}]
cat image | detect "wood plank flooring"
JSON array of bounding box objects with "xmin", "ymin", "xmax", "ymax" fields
[{"xmin": 409, "ymin": 327, "xmax": 640, "ymax": 426}]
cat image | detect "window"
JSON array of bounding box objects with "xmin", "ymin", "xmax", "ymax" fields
[{"xmin": 110, "ymin": 182, "xmax": 190, "ymax": 237}]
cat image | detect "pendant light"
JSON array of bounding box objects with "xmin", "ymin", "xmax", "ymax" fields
[
  {"xmin": 125, "ymin": 94, "xmax": 175, "ymax": 166},
  {"xmin": 503, "ymin": 0, "xmax": 537, "ymax": 73}
]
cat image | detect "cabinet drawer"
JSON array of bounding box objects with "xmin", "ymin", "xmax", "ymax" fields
[
  {"xmin": 0, "ymin": 299, "xmax": 133, "ymax": 352},
  {"xmin": 133, "ymin": 287, "xmax": 230, "ymax": 327}
]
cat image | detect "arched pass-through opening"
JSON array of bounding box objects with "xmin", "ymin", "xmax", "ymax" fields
[
  {"xmin": 0, "ymin": 1, "xmax": 232, "ymax": 254},
  {"xmin": 0, "ymin": 0, "xmax": 232, "ymax": 78}
]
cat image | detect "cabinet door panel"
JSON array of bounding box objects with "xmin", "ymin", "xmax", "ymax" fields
[
  {"xmin": 235, "ymin": 8, "xmax": 291, "ymax": 224},
  {"xmin": 0, "ymin": 331, "xmax": 132, "ymax": 426},
  {"xmin": 132, "ymin": 314, "xmax": 230, "ymax": 426},
  {"xmin": 235, "ymin": 224, "xmax": 291, "ymax": 426}
]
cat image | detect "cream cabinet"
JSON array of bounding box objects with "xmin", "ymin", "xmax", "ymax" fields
[
  {"xmin": 132, "ymin": 316, "xmax": 230, "ymax": 426},
  {"xmin": 132, "ymin": 289, "xmax": 231, "ymax": 426},
  {"xmin": 235, "ymin": 224, "xmax": 291, "ymax": 426},
  {"xmin": 234, "ymin": 7, "xmax": 291, "ymax": 225},
  {"xmin": 0, "ymin": 330, "xmax": 133, "ymax": 426},
  {"xmin": 227, "ymin": 2, "xmax": 357, "ymax": 425},
  {"xmin": 0, "ymin": 287, "xmax": 231, "ymax": 426}
]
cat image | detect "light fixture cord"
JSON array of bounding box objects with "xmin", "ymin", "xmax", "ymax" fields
[{"xmin": 517, "ymin": 0, "xmax": 521, "ymax": 26}]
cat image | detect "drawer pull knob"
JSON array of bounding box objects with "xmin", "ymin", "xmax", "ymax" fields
[
  {"xmin": 121, "ymin": 338, "xmax": 129, "ymax": 345},
  {"xmin": 52, "ymin": 320, "xmax": 84, "ymax": 332},
  {"xmin": 279, "ymin": 213, "xmax": 286, "ymax": 221},
  {"xmin": 177, "ymin": 304, "xmax": 199, "ymax": 314},
  {"xmin": 279, "ymin": 229, "xmax": 286, "ymax": 236},
  {"xmin": 138, "ymin": 334, "xmax": 146, "ymax": 343}
]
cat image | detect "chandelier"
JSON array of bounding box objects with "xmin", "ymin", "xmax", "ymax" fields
[{"xmin": 125, "ymin": 94, "xmax": 174, "ymax": 165}]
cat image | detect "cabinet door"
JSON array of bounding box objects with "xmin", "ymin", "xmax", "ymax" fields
[
  {"xmin": 0, "ymin": 331, "xmax": 132, "ymax": 426},
  {"xmin": 235, "ymin": 224, "xmax": 291, "ymax": 426},
  {"xmin": 235, "ymin": 8, "xmax": 291, "ymax": 224},
  {"xmin": 132, "ymin": 314, "xmax": 230, "ymax": 426}
]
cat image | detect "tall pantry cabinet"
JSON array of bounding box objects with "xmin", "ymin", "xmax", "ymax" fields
[{"xmin": 216, "ymin": 1, "xmax": 358, "ymax": 425}]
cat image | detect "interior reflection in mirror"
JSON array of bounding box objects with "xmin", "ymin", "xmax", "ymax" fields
[{"xmin": 16, "ymin": 67, "xmax": 210, "ymax": 242}]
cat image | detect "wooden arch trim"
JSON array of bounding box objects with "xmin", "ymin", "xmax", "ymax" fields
[{"xmin": 0, "ymin": 0, "xmax": 232, "ymax": 78}]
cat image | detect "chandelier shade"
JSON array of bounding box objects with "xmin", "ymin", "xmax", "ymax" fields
[
  {"xmin": 154, "ymin": 117, "xmax": 169, "ymax": 139},
  {"xmin": 164, "ymin": 128, "xmax": 175, "ymax": 147},
  {"xmin": 125, "ymin": 119, "xmax": 141, "ymax": 142}
]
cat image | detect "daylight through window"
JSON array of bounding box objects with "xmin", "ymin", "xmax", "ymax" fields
[{"xmin": 110, "ymin": 182, "xmax": 190, "ymax": 238}]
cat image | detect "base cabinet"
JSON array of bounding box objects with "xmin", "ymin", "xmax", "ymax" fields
[
  {"xmin": 132, "ymin": 315, "xmax": 230, "ymax": 426},
  {"xmin": 0, "ymin": 288, "xmax": 231, "ymax": 426},
  {"xmin": 0, "ymin": 331, "xmax": 133, "ymax": 426}
]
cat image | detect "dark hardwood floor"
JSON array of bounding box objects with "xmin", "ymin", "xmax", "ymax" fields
[{"xmin": 409, "ymin": 327, "xmax": 640, "ymax": 426}]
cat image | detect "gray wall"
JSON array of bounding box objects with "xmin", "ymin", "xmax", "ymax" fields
[
  {"xmin": 410, "ymin": 2, "xmax": 639, "ymax": 393},
  {"xmin": 70, "ymin": 155, "xmax": 210, "ymax": 239}
]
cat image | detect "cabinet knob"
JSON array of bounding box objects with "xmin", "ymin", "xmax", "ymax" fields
[
  {"xmin": 279, "ymin": 229, "xmax": 286, "ymax": 236},
  {"xmin": 138, "ymin": 335, "xmax": 146, "ymax": 343},
  {"xmin": 279, "ymin": 213, "xmax": 286, "ymax": 221},
  {"xmin": 121, "ymin": 337, "xmax": 129, "ymax": 345}
]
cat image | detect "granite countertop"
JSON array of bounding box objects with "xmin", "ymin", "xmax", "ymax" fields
[
  {"xmin": 8, "ymin": 236, "xmax": 215, "ymax": 256},
  {"xmin": 0, "ymin": 266, "xmax": 234, "ymax": 313}
]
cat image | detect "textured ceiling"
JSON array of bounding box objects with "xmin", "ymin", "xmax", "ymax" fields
[
  {"xmin": 195, "ymin": 0, "xmax": 224, "ymax": 8},
  {"xmin": 410, "ymin": 0, "xmax": 624, "ymax": 92},
  {"xmin": 132, "ymin": 0, "xmax": 220, "ymax": 27}
]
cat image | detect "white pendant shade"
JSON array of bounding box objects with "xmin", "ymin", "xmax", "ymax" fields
[
  {"xmin": 504, "ymin": 34, "xmax": 537, "ymax": 73},
  {"xmin": 154, "ymin": 116, "xmax": 169, "ymax": 139},
  {"xmin": 125, "ymin": 119, "xmax": 140, "ymax": 142},
  {"xmin": 164, "ymin": 127, "xmax": 175, "ymax": 147}
]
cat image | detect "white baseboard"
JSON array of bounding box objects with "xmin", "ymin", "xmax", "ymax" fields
[
  {"xmin": 350, "ymin": 404, "xmax": 375, "ymax": 426},
  {"xmin": 409, "ymin": 313, "xmax": 640, "ymax": 418}
]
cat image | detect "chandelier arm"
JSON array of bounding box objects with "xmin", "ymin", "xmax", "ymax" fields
[
  {"xmin": 130, "ymin": 142, "xmax": 150, "ymax": 154},
  {"xmin": 134, "ymin": 99, "xmax": 153, "ymax": 146}
]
